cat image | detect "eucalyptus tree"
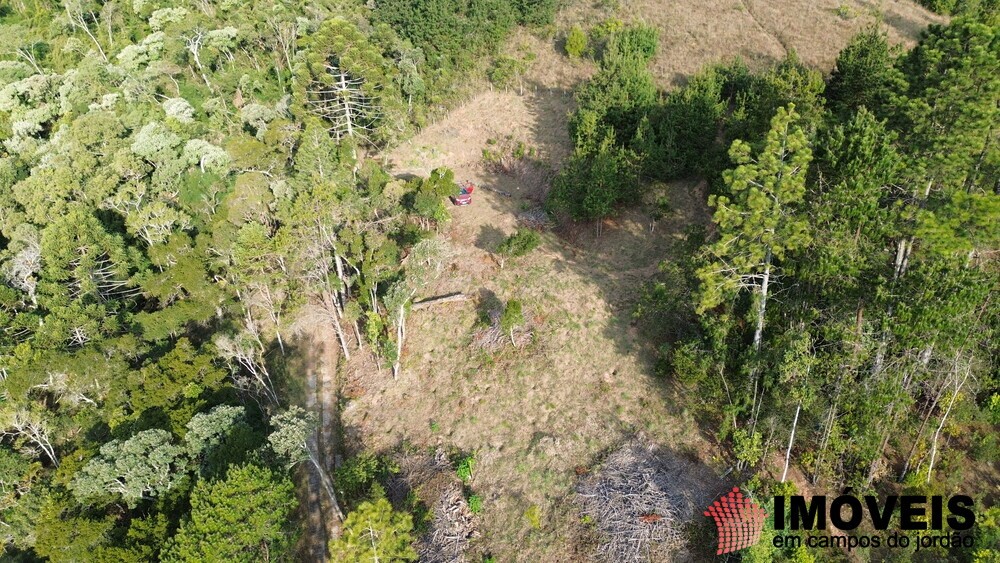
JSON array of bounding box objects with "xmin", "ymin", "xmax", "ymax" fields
[{"xmin": 268, "ymin": 407, "xmax": 344, "ymax": 523}]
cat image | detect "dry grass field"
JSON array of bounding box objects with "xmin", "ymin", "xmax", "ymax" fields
[
  {"xmin": 324, "ymin": 1, "xmax": 945, "ymax": 559},
  {"xmin": 555, "ymin": 0, "xmax": 943, "ymax": 86}
]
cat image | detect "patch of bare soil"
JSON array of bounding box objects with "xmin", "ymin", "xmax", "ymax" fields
[{"xmin": 387, "ymin": 87, "xmax": 576, "ymax": 185}]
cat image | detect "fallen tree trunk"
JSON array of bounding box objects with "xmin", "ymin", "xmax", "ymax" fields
[{"xmin": 412, "ymin": 292, "xmax": 468, "ymax": 310}]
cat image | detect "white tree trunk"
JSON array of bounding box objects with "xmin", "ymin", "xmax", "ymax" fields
[
  {"xmin": 927, "ymin": 358, "xmax": 971, "ymax": 483},
  {"xmin": 748, "ymin": 249, "xmax": 772, "ymax": 437},
  {"xmin": 306, "ymin": 441, "xmax": 345, "ymax": 523},
  {"xmin": 812, "ymin": 402, "xmax": 836, "ymax": 484},
  {"xmin": 323, "ymin": 292, "xmax": 351, "ymax": 361},
  {"xmin": 781, "ymin": 402, "xmax": 801, "ymax": 482},
  {"xmin": 752, "ymin": 250, "xmax": 772, "ymax": 354},
  {"xmin": 339, "ymin": 72, "xmax": 354, "ymax": 138},
  {"xmin": 392, "ymin": 304, "xmax": 405, "ymax": 379}
]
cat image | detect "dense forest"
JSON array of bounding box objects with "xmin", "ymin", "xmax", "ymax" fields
[{"xmin": 0, "ymin": 0, "xmax": 997, "ymax": 561}]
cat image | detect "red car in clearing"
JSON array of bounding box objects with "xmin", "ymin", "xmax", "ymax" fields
[{"xmin": 451, "ymin": 181, "xmax": 475, "ymax": 205}]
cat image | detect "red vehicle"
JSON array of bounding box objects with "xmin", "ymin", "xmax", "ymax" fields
[{"xmin": 451, "ymin": 181, "xmax": 475, "ymax": 205}]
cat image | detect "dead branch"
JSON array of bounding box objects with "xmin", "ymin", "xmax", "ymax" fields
[
  {"xmin": 577, "ymin": 441, "xmax": 692, "ymax": 562},
  {"xmin": 471, "ymin": 308, "xmax": 532, "ymax": 351},
  {"xmin": 412, "ymin": 292, "xmax": 468, "ymax": 310}
]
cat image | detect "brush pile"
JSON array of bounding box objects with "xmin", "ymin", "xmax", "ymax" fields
[{"xmin": 577, "ymin": 440, "xmax": 690, "ymax": 562}]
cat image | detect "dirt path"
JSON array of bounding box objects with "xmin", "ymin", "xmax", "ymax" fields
[{"xmin": 289, "ymin": 320, "xmax": 342, "ymax": 561}]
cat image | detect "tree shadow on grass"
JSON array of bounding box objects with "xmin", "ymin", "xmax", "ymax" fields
[{"xmin": 475, "ymin": 224, "xmax": 507, "ymax": 253}]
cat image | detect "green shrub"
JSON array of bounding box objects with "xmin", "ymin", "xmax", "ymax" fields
[
  {"xmin": 670, "ymin": 340, "xmax": 713, "ymax": 386},
  {"xmin": 500, "ymin": 300, "xmax": 525, "ymax": 339},
  {"xmin": 453, "ymin": 452, "xmax": 475, "ymax": 482},
  {"xmin": 917, "ymin": 0, "xmax": 958, "ymax": 13},
  {"xmin": 403, "ymin": 490, "xmax": 432, "ymax": 534},
  {"xmin": 572, "ymin": 47, "xmax": 657, "ymax": 145},
  {"xmin": 835, "ymin": 4, "xmax": 855, "ymax": 18},
  {"xmin": 374, "ymin": 0, "xmax": 517, "ymax": 66},
  {"xmin": 589, "ymin": 18, "xmax": 624, "ymax": 44},
  {"xmin": 514, "ymin": 0, "xmax": 558, "ymax": 25},
  {"xmin": 971, "ymin": 429, "xmax": 1000, "ymax": 463},
  {"xmin": 468, "ymin": 494, "xmax": 483, "ymax": 513},
  {"xmin": 334, "ymin": 452, "xmax": 399, "ymax": 508},
  {"xmin": 565, "ymin": 25, "xmax": 587, "ymax": 58},
  {"xmin": 732, "ymin": 429, "xmax": 763, "ymax": 467},
  {"xmin": 637, "ymin": 65, "xmax": 726, "ymax": 179},
  {"xmin": 987, "ymin": 393, "xmax": 1000, "ymax": 424},
  {"xmin": 608, "ymin": 25, "xmax": 658, "ymax": 64},
  {"xmin": 489, "ymin": 56, "xmax": 530, "ymax": 90},
  {"xmin": 973, "ymin": 507, "xmax": 1000, "ymax": 561},
  {"xmin": 547, "ymin": 136, "xmax": 639, "ymax": 225},
  {"xmin": 497, "ymin": 229, "xmax": 541, "ymax": 258}
]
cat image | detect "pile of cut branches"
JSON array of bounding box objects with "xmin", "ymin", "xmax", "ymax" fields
[
  {"xmin": 471, "ymin": 308, "xmax": 532, "ymax": 351},
  {"xmin": 418, "ymin": 482, "xmax": 476, "ymax": 563},
  {"xmin": 518, "ymin": 207, "xmax": 553, "ymax": 230},
  {"xmin": 577, "ymin": 441, "xmax": 688, "ymax": 562},
  {"xmin": 388, "ymin": 449, "xmax": 478, "ymax": 563}
]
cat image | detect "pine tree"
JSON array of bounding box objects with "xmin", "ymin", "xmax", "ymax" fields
[
  {"xmin": 826, "ymin": 26, "xmax": 900, "ymax": 115},
  {"xmin": 329, "ymin": 497, "xmax": 417, "ymax": 562},
  {"xmin": 696, "ymin": 105, "xmax": 813, "ymax": 436},
  {"xmin": 892, "ymin": 17, "xmax": 1000, "ymax": 195},
  {"xmin": 162, "ymin": 464, "xmax": 297, "ymax": 563}
]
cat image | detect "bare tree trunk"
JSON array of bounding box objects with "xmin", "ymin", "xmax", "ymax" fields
[
  {"xmin": 339, "ymin": 71, "xmax": 354, "ymax": 138},
  {"xmin": 17, "ymin": 48, "xmax": 42, "ymax": 73},
  {"xmin": 899, "ymin": 375, "xmax": 948, "ymax": 482},
  {"xmin": 781, "ymin": 402, "xmax": 801, "ymax": 483},
  {"xmin": 392, "ymin": 304, "xmax": 405, "ymax": 379},
  {"xmin": 275, "ymin": 330, "xmax": 285, "ymax": 355},
  {"xmin": 866, "ymin": 408, "xmax": 898, "ymax": 487},
  {"xmin": 927, "ymin": 358, "xmax": 971, "ymax": 483},
  {"xmin": 3, "ymin": 415, "xmax": 59, "ymax": 468},
  {"xmin": 65, "ymin": 5, "xmax": 108, "ymax": 62},
  {"xmin": 334, "ymin": 253, "xmax": 349, "ymax": 302},
  {"xmin": 322, "ymin": 292, "xmax": 351, "ymax": 360},
  {"xmin": 185, "ymin": 31, "xmax": 212, "ymax": 89},
  {"xmin": 306, "ymin": 441, "xmax": 345, "ymax": 523},
  {"xmin": 352, "ymin": 321, "xmax": 363, "ymax": 351},
  {"xmin": 812, "ymin": 401, "xmax": 836, "ymax": 484},
  {"xmin": 751, "ymin": 250, "xmax": 772, "ymax": 354},
  {"xmin": 747, "ymin": 249, "xmax": 772, "ymax": 439}
]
